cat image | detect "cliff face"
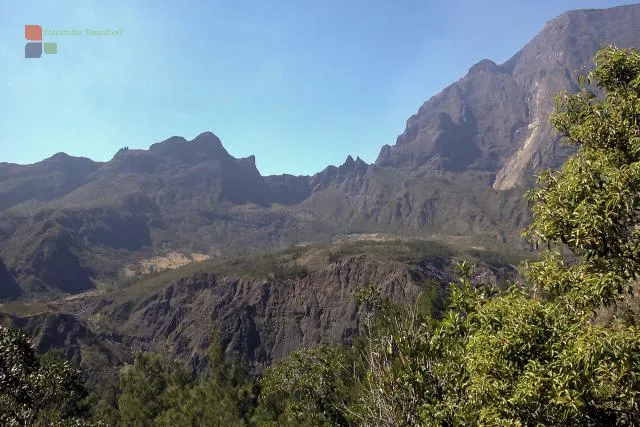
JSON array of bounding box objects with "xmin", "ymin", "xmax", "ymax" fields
[
  {"xmin": 0, "ymin": 311, "xmax": 131, "ymax": 392},
  {"xmin": 0, "ymin": 259, "xmax": 20, "ymax": 299},
  {"xmin": 0, "ymin": 139, "xmax": 528, "ymax": 297},
  {"xmin": 114, "ymin": 255, "xmax": 444, "ymax": 372},
  {"xmin": 18, "ymin": 247, "xmax": 513, "ymax": 380},
  {"xmin": 376, "ymin": 4, "xmax": 640, "ymax": 190}
]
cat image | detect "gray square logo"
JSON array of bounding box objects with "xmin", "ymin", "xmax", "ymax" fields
[{"xmin": 25, "ymin": 42, "xmax": 42, "ymax": 58}]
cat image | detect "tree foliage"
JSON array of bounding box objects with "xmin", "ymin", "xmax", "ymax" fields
[
  {"xmin": 257, "ymin": 345, "xmax": 355, "ymax": 426},
  {"xmin": 0, "ymin": 325, "xmax": 91, "ymax": 426},
  {"xmin": 112, "ymin": 331, "xmax": 256, "ymax": 426}
]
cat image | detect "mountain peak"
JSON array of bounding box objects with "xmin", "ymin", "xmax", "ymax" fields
[
  {"xmin": 158, "ymin": 136, "xmax": 188, "ymax": 145},
  {"xmin": 190, "ymin": 131, "xmax": 230, "ymax": 157},
  {"xmin": 48, "ymin": 152, "xmax": 72, "ymax": 160},
  {"xmin": 468, "ymin": 59, "xmax": 502, "ymax": 75},
  {"xmin": 375, "ymin": 145, "xmax": 392, "ymax": 167},
  {"xmin": 41, "ymin": 152, "xmax": 97, "ymax": 169},
  {"xmin": 373, "ymin": 3, "xmax": 640, "ymax": 188},
  {"xmin": 338, "ymin": 154, "xmax": 368, "ymax": 174},
  {"xmin": 149, "ymin": 131, "xmax": 230, "ymax": 162},
  {"xmin": 192, "ymin": 131, "xmax": 222, "ymax": 145},
  {"xmin": 236, "ymin": 154, "xmax": 257, "ymax": 169}
]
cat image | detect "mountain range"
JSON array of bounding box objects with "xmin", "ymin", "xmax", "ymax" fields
[
  {"xmin": 5, "ymin": 3, "xmax": 640, "ymax": 297},
  {"xmin": 1, "ymin": 2, "xmax": 640, "ymax": 386},
  {"xmin": 3, "ymin": 4, "xmax": 640, "ymax": 297}
]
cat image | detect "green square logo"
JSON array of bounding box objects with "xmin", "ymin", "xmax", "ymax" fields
[{"xmin": 43, "ymin": 42, "xmax": 57, "ymax": 54}]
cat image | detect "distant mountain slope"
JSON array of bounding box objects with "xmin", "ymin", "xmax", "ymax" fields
[
  {"xmin": 0, "ymin": 259, "xmax": 20, "ymax": 298},
  {"xmin": 1, "ymin": 3, "xmax": 638, "ymax": 296},
  {"xmin": 0, "ymin": 153, "xmax": 100, "ymax": 209},
  {"xmin": 0, "ymin": 132, "xmax": 528, "ymax": 295}
]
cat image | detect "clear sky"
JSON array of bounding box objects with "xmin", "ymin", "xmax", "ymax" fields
[{"xmin": 1, "ymin": 1, "xmax": 636, "ymax": 176}]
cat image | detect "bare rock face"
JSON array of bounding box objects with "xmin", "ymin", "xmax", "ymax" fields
[
  {"xmin": 122, "ymin": 256, "xmax": 437, "ymax": 371},
  {"xmin": 54, "ymin": 252, "xmax": 511, "ymax": 376},
  {"xmin": 377, "ymin": 63, "xmax": 526, "ymax": 178},
  {"xmin": 0, "ymin": 249, "xmax": 514, "ymax": 389},
  {"xmin": 376, "ymin": 4, "xmax": 640, "ymax": 190}
]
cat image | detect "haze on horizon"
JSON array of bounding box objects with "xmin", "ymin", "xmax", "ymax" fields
[{"xmin": 1, "ymin": 0, "xmax": 635, "ymax": 176}]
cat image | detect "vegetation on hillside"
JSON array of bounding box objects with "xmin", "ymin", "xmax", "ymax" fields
[
  {"xmin": 2, "ymin": 45, "xmax": 640, "ymax": 425},
  {"xmin": 0, "ymin": 326, "xmax": 95, "ymax": 426}
]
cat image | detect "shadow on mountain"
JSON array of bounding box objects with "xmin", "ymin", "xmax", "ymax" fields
[{"xmin": 0, "ymin": 259, "xmax": 20, "ymax": 299}]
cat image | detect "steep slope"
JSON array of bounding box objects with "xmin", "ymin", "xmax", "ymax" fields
[
  {"xmin": 0, "ymin": 136, "xmax": 528, "ymax": 296},
  {"xmin": 304, "ymin": 156, "xmax": 528, "ymax": 238},
  {"xmin": 0, "ymin": 311, "xmax": 131, "ymax": 392},
  {"xmin": 376, "ymin": 3, "xmax": 640, "ymax": 189},
  {"xmin": 0, "ymin": 132, "xmax": 322, "ymax": 295},
  {"xmin": 49, "ymin": 131, "xmax": 271, "ymax": 208}
]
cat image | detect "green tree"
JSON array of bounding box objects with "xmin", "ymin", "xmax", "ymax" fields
[
  {"xmin": 257, "ymin": 345, "xmax": 355, "ymax": 427},
  {"xmin": 448, "ymin": 45, "xmax": 640, "ymax": 425},
  {"xmin": 117, "ymin": 353, "xmax": 158, "ymax": 426},
  {"xmin": 116, "ymin": 351, "xmax": 191, "ymax": 426},
  {"xmin": 254, "ymin": 282, "xmax": 448, "ymax": 427},
  {"xmin": 0, "ymin": 325, "xmax": 92, "ymax": 426},
  {"xmin": 152, "ymin": 331, "xmax": 256, "ymax": 426},
  {"xmin": 348, "ymin": 262, "xmax": 493, "ymax": 426}
]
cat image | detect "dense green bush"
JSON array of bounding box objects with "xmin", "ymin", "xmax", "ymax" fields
[{"xmin": 106, "ymin": 332, "xmax": 257, "ymax": 426}]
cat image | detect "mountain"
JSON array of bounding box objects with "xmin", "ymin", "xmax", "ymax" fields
[
  {"xmin": 0, "ymin": 152, "xmax": 100, "ymax": 209},
  {"xmin": 0, "ymin": 258, "xmax": 20, "ymax": 299},
  {"xmin": 0, "ymin": 310, "xmax": 131, "ymax": 394},
  {"xmin": 377, "ymin": 3, "xmax": 640, "ymax": 189},
  {"xmin": 0, "ymin": 4, "xmax": 639, "ymax": 297}
]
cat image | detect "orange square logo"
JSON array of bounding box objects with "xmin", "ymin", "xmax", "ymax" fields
[{"xmin": 25, "ymin": 25, "xmax": 42, "ymax": 41}]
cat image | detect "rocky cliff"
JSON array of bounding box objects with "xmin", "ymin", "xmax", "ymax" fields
[{"xmin": 376, "ymin": 4, "xmax": 640, "ymax": 189}]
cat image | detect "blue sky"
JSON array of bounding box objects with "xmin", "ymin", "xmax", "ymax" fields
[{"xmin": 0, "ymin": 1, "xmax": 636, "ymax": 176}]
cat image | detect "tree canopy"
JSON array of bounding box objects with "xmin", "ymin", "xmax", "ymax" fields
[{"xmin": 0, "ymin": 325, "xmax": 89, "ymax": 426}]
